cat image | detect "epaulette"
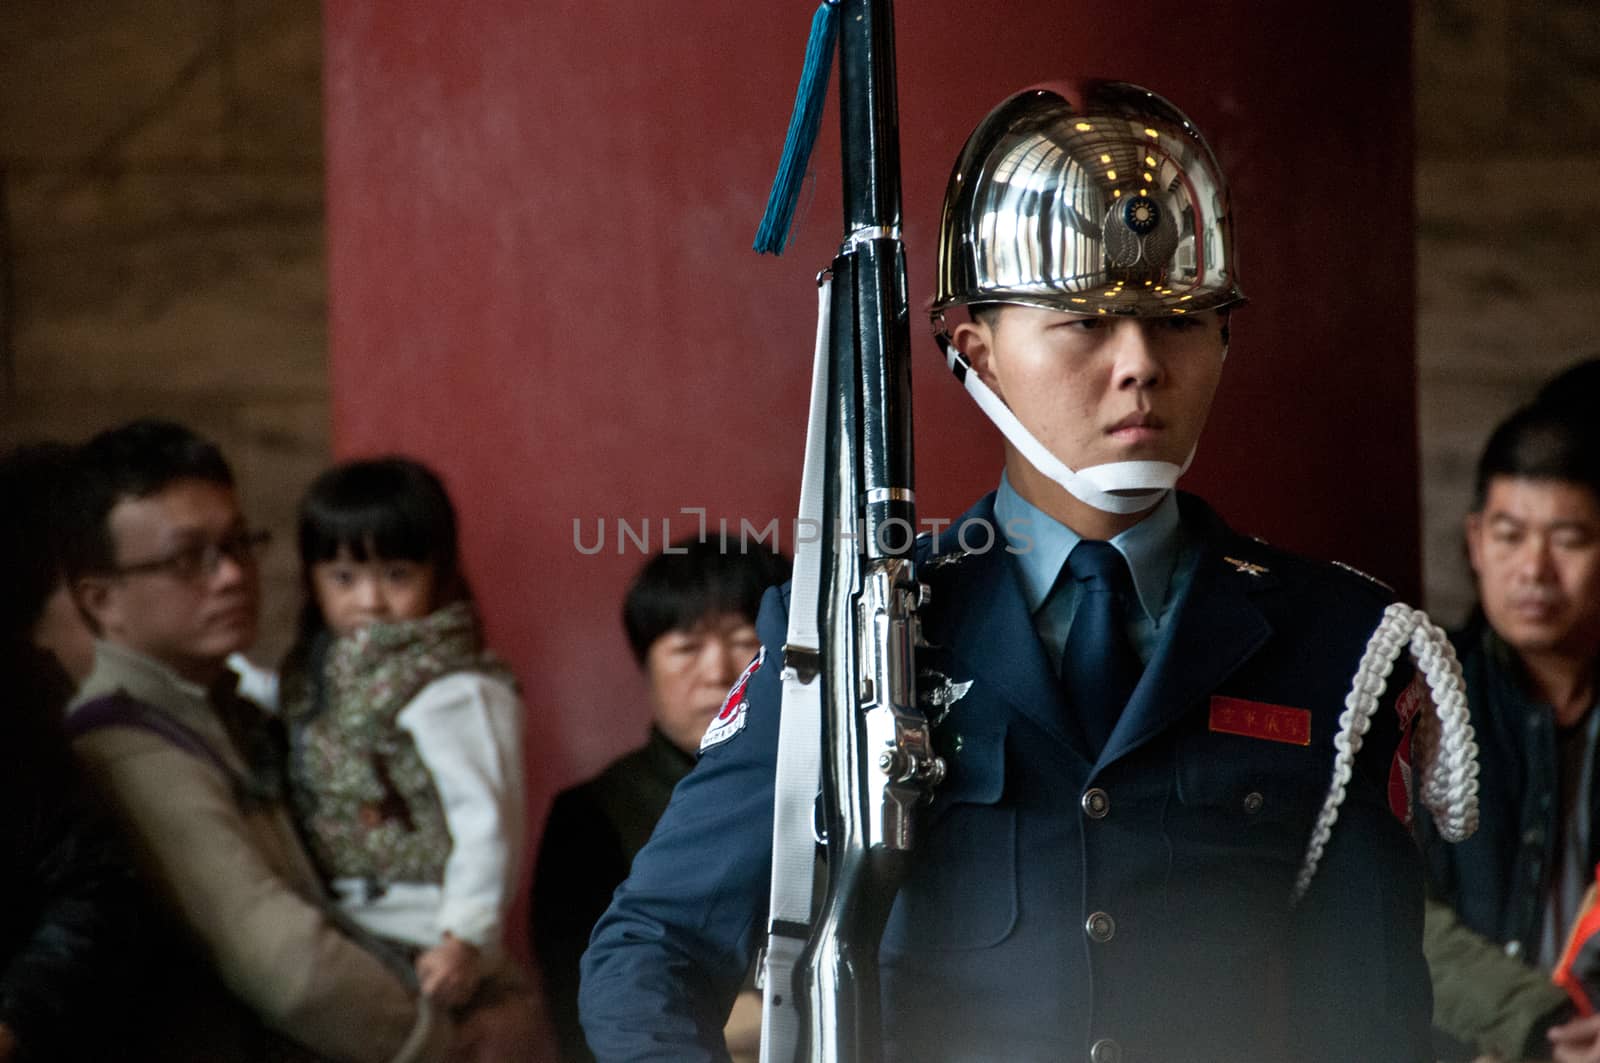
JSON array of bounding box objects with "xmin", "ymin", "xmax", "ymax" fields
[
  {"xmin": 1328, "ymin": 559, "xmax": 1396, "ymax": 594},
  {"xmin": 1222, "ymin": 531, "xmax": 1396, "ymax": 598}
]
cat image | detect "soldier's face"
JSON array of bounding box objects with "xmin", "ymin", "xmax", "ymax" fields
[
  {"xmin": 1467, "ymin": 476, "xmax": 1600, "ymax": 665},
  {"xmin": 644, "ymin": 611, "xmax": 762, "ymax": 756},
  {"xmin": 954, "ymin": 305, "xmax": 1226, "ymax": 476}
]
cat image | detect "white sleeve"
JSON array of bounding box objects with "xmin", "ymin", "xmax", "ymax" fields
[
  {"xmin": 227, "ymin": 652, "xmax": 280, "ymax": 712},
  {"xmin": 396, "ymin": 672, "xmax": 525, "ymax": 957}
]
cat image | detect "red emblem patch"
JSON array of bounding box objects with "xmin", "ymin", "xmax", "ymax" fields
[
  {"xmin": 1208, "ymin": 696, "xmax": 1312, "ymax": 746},
  {"xmin": 1388, "ymin": 674, "xmax": 1427, "ymax": 825},
  {"xmin": 700, "ymin": 647, "xmax": 763, "ymax": 752}
]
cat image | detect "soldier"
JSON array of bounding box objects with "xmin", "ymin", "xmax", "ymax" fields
[{"xmin": 581, "ymin": 81, "xmax": 1452, "ymax": 1062}]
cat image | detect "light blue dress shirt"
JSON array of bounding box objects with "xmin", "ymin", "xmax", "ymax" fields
[{"xmin": 994, "ymin": 472, "xmax": 1196, "ymax": 672}]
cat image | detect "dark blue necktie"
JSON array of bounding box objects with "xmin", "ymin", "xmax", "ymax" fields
[{"xmin": 1059, "ymin": 540, "xmax": 1143, "ymax": 757}]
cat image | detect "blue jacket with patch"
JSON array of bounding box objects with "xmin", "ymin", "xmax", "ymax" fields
[{"xmin": 580, "ymin": 493, "xmax": 1431, "ymax": 1063}]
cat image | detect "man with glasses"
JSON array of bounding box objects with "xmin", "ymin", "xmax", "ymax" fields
[{"xmin": 60, "ymin": 419, "xmax": 454, "ymax": 1063}]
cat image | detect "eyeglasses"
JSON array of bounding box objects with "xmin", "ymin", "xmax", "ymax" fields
[{"xmin": 113, "ymin": 528, "xmax": 273, "ymax": 582}]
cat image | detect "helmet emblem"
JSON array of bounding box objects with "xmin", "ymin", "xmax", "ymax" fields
[
  {"xmin": 1102, "ymin": 191, "xmax": 1178, "ymax": 272},
  {"xmin": 1122, "ymin": 195, "xmax": 1161, "ymax": 235}
]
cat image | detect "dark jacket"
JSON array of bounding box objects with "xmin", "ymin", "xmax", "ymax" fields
[
  {"xmin": 581, "ymin": 493, "xmax": 1433, "ymax": 1063},
  {"xmin": 533, "ymin": 727, "xmax": 694, "ymax": 1062},
  {"xmin": 1419, "ymin": 618, "xmax": 1585, "ymax": 1058},
  {"xmin": 0, "ymin": 646, "xmax": 143, "ymax": 1062}
]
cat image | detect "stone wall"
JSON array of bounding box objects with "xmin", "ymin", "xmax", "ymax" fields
[
  {"xmin": 0, "ymin": 0, "xmax": 327, "ymax": 662},
  {"xmin": 3, "ymin": 1, "xmax": 1597, "ymax": 649},
  {"xmin": 1416, "ymin": 0, "xmax": 1600, "ymax": 623}
]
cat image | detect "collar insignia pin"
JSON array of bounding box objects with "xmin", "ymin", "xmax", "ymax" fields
[
  {"xmin": 924, "ymin": 550, "xmax": 970, "ymax": 571},
  {"xmin": 1223, "ymin": 556, "xmax": 1269, "ymax": 577}
]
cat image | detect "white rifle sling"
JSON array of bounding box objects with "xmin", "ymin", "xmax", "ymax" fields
[
  {"xmin": 1293, "ymin": 602, "xmax": 1480, "ymax": 903},
  {"xmin": 761, "ymin": 278, "xmax": 831, "ymax": 1063}
]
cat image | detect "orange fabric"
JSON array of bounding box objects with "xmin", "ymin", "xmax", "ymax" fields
[{"xmin": 1554, "ymin": 875, "xmax": 1600, "ymax": 1015}]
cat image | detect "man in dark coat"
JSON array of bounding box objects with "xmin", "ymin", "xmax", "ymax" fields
[
  {"xmin": 0, "ymin": 442, "xmax": 143, "ymax": 1063},
  {"xmin": 1419, "ymin": 401, "xmax": 1600, "ymax": 1062}
]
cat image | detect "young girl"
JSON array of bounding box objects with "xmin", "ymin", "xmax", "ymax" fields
[{"xmin": 279, "ymin": 457, "xmax": 525, "ymax": 1014}]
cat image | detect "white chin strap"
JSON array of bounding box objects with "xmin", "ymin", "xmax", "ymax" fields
[{"xmin": 937, "ymin": 332, "xmax": 1191, "ymax": 515}]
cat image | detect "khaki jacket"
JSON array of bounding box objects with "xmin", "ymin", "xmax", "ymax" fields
[
  {"xmin": 69, "ymin": 641, "xmax": 451, "ymax": 1063},
  {"xmin": 1424, "ymin": 898, "xmax": 1569, "ymax": 1061}
]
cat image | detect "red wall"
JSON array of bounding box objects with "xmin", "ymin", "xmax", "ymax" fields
[{"xmin": 323, "ymin": 1, "xmax": 1415, "ymax": 843}]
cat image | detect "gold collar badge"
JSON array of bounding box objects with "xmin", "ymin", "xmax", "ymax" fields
[{"xmin": 1223, "ymin": 556, "xmax": 1270, "ymax": 577}]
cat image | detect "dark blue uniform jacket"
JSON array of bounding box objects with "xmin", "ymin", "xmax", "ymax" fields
[{"xmin": 581, "ymin": 493, "xmax": 1432, "ymax": 1063}]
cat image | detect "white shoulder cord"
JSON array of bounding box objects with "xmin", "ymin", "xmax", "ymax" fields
[
  {"xmin": 1291, "ymin": 602, "xmax": 1480, "ymax": 903},
  {"xmin": 759, "ymin": 277, "xmax": 831, "ymax": 1063}
]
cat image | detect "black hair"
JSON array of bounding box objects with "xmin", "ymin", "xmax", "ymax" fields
[
  {"xmin": 622, "ymin": 538, "xmax": 792, "ymax": 665},
  {"xmin": 0, "ymin": 441, "xmax": 77, "ymax": 642},
  {"xmin": 1534, "ymin": 357, "xmax": 1600, "ymax": 415},
  {"xmin": 293, "ymin": 456, "xmax": 465, "ymax": 639},
  {"xmin": 970, "ymin": 302, "xmax": 1005, "ymax": 328},
  {"xmin": 1473, "ymin": 401, "xmax": 1600, "ymax": 511},
  {"xmin": 58, "ymin": 419, "xmax": 234, "ymax": 579}
]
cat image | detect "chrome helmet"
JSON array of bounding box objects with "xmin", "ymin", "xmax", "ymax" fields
[{"xmin": 932, "ymin": 80, "xmax": 1244, "ymax": 321}]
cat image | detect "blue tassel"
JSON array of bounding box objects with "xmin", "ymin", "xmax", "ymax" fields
[{"xmin": 753, "ymin": 1, "xmax": 840, "ymax": 255}]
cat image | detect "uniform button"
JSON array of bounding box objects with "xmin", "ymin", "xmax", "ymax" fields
[
  {"xmin": 1085, "ymin": 911, "xmax": 1116, "ymax": 943},
  {"xmin": 1081, "ymin": 788, "xmax": 1110, "ymax": 819},
  {"xmin": 1089, "ymin": 1037, "xmax": 1122, "ymax": 1063},
  {"xmin": 1242, "ymin": 791, "xmax": 1265, "ymax": 815}
]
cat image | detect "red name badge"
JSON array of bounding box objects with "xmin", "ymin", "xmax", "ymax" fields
[{"xmin": 1208, "ymin": 696, "xmax": 1312, "ymax": 746}]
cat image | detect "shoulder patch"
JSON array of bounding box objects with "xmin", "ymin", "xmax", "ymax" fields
[
  {"xmin": 1329, "ymin": 560, "xmax": 1395, "ymax": 594},
  {"xmin": 700, "ymin": 646, "xmax": 764, "ymax": 753},
  {"xmin": 1388, "ymin": 672, "xmax": 1428, "ymax": 825}
]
